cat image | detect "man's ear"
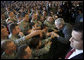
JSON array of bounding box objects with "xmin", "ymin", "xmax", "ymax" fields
[
  {"xmin": 60, "ymin": 24, "xmax": 63, "ymax": 28},
  {"xmin": 12, "ymin": 28, "xmax": 16, "ymax": 33}
]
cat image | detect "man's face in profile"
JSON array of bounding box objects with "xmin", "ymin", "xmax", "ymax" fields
[{"xmin": 69, "ymin": 30, "xmax": 83, "ymax": 50}]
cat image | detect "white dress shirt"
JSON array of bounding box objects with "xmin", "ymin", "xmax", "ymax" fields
[{"xmin": 68, "ymin": 49, "xmax": 83, "ymax": 59}]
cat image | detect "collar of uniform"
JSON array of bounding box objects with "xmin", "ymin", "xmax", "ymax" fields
[{"xmin": 9, "ymin": 33, "xmax": 19, "ymax": 39}]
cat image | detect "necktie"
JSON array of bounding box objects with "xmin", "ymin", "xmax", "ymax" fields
[{"xmin": 65, "ymin": 49, "xmax": 75, "ymax": 59}]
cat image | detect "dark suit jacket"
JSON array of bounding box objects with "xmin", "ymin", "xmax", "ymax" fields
[
  {"xmin": 57, "ymin": 23, "xmax": 72, "ymax": 44},
  {"xmin": 65, "ymin": 47, "xmax": 83, "ymax": 59},
  {"xmin": 70, "ymin": 53, "xmax": 83, "ymax": 59}
]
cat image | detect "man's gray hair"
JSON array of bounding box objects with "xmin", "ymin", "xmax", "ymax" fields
[{"xmin": 55, "ymin": 18, "xmax": 65, "ymax": 25}]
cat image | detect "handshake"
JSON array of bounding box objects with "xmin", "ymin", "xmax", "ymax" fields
[
  {"xmin": 25, "ymin": 30, "xmax": 43, "ymax": 40},
  {"xmin": 29, "ymin": 30, "xmax": 43, "ymax": 38},
  {"xmin": 47, "ymin": 32, "xmax": 59, "ymax": 38}
]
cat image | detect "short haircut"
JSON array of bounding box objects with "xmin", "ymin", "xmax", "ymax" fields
[
  {"xmin": 16, "ymin": 44, "xmax": 29, "ymax": 59},
  {"xmin": 55, "ymin": 18, "xmax": 65, "ymax": 25},
  {"xmin": 16, "ymin": 13, "xmax": 21, "ymax": 18},
  {"xmin": 1, "ymin": 40, "xmax": 13, "ymax": 50},
  {"xmin": 8, "ymin": 23, "xmax": 18, "ymax": 33},
  {"xmin": 47, "ymin": 16, "xmax": 52, "ymax": 21},
  {"xmin": 77, "ymin": 8, "xmax": 83, "ymax": 13},
  {"xmin": 1, "ymin": 25, "xmax": 6, "ymax": 29},
  {"xmin": 1, "ymin": 25, "xmax": 6, "ymax": 35},
  {"xmin": 73, "ymin": 22, "xmax": 83, "ymax": 40},
  {"xmin": 29, "ymin": 35, "xmax": 41, "ymax": 49}
]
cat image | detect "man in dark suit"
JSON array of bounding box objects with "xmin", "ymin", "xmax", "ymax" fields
[
  {"xmin": 54, "ymin": 18, "xmax": 72, "ymax": 44},
  {"xmin": 65, "ymin": 22, "xmax": 83, "ymax": 59},
  {"xmin": 47, "ymin": 18, "xmax": 72, "ymax": 59}
]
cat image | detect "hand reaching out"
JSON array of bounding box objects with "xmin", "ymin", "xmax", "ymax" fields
[
  {"xmin": 30, "ymin": 30, "xmax": 43, "ymax": 37},
  {"xmin": 51, "ymin": 32, "xmax": 59, "ymax": 38},
  {"xmin": 19, "ymin": 32, "xmax": 24, "ymax": 37},
  {"xmin": 26, "ymin": 30, "xmax": 43, "ymax": 39}
]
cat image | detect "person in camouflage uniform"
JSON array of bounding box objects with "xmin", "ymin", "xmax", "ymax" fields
[
  {"xmin": 18, "ymin": 15, "xmax": 32, "ymax": 35},
  {"xmin": 1, "ymin": 25, "xmax": 9, "ymax": 41},
  {"xmin": 8, "ymin": 23, "xmax": 24, "ymax": 41},
  {"xmin": 1, "ymin": 30, "xmax": 43, "ymax": 59},
  {"xmin": 28, "ymin": 31, "xmax": 53, "ymax": 59},
  {"xmin": 44, "ymin": 16, "xmax": 57, "ymax": 32},
  {"xmin": 1, "ymin": 40, "xmax": 17, "ymax": 59}
]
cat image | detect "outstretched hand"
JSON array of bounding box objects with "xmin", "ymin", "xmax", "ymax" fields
[
  {"xmin": 51, "ymin": 32, "xmax": 59, "ymax": 38},
  {"xmin": 30, "ymin": 30, "xmax": 43, "ymax": 37}
]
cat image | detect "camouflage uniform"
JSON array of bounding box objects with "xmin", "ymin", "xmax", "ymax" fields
[
  {"xmin": 31, "ymin": 37, "xmax": 52, "ymax": 59},
  {"xmin": 19, "ymin": 20, "xmax": 31, "ymax": 35},
  {"xmin": 9, "ymin": 34, "xmax": 20, "ymax": 41},
  {"xmin": 44, "ymin": 20, "xmax": 56, "ymax": 32},
  {"xmin": 1, "ymin": 50, "xmax": 17, "ymax": 59},
  {"xmin": 1, "ymin": 36, "xmax": 32, "ymax": 59}
]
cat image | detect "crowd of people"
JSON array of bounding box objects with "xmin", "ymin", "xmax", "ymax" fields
[{"xmin": 1, "ymin": 1, "xmax": 83, "ymax": 59}]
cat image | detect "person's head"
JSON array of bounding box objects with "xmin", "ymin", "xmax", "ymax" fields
[
  {"xmin": 58, "ymin": 8, "xmax": 63, "ymax": 12},
  {"xmin": 42, "ymin": 10, "xmax": 47, "ymax": 16},
  {"xmin": 23, "ymin": 15, "xmax": 29, "ymax": 22},
  {"xmin": 47, "ymin": 16, "xmax": 53, "ymax": 22},
  {"xmin": 6, "ymin": 7, "xmax": 10, "ymax": 12},
  {"xmin": 1, "ymin": 25, "xmax": 9, "ymax": 38},
  {"xmin": 16, "ymin": 44, "xmax": 32, "ymax": 59},
  {"xmin": 50, "ymin": 11, "xmax": 54, "ymax": 16},
  {"xmin": 32, "ymin": 13, "xmax": 38, "ymax": 20},
  {"xmin": 29, "ymin": 35, "xmax": 42, "ymax": 49},
  {"xmin": 55, "ymin": 18, "xmax": 65, "ymax": 30},
  {"xmin": 9, "ymin": 23, "xmax": 21, "ymax": 35},
  {"xmin": 16, "ymin": 13, "xmax": 22, "ymax": 21},
  {"xmin": 77, "ymin": 8, "xmax": 83, "ymax": 14},
  {"xmin": 6, "ymin": 17, "xmax": 13, "ymax": 24},
  {"xmin": 1, "ymin": 14, "xmax": 5, "ymax": 20},
  {"xmin": 1, "ymin": 40, "xmax": 16, "ymax": 54},
  {"xmin": 40, "ymin": 16, "xmax": 45, "ymax": 21},
  {"xmin": 8, "ymin": 12, "xmax": 15, "ymax": 18},
  {"xmin": 69, "ymin": 22, "xmax": 83, "ymax": 50},
  {"xmin": 53, "ymin": 14, "xmax": 58, "ymax": 20}
]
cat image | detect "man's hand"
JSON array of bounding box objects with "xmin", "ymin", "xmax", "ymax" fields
[
  {"xmin": 53, "ymin": 29, "xmax": 59, "ymax": 33},
  {"xmin": 26, "ymin": 30, "xmax": 43, "ymax": 39},
  {"xmin": 45, "ymin": 41, "xmax": 52, "ymax": 46},
  {"xmin": 30, "ymin": 30, "xmax": 43, "ymax": 37},
  {"xmin": 42, "ymin": 27, "xmax": 48, "ymax": 33},
  {"xmin": 46, "ymin": 32, "xmax": 51, "ymax": 36},
  {"xmin": 19, "ymin": 32, "xmax": 24, "ymax": 37},
  {"xmin": 51, "ymin": 32, "xmax": 59, "ymax": 38}
]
